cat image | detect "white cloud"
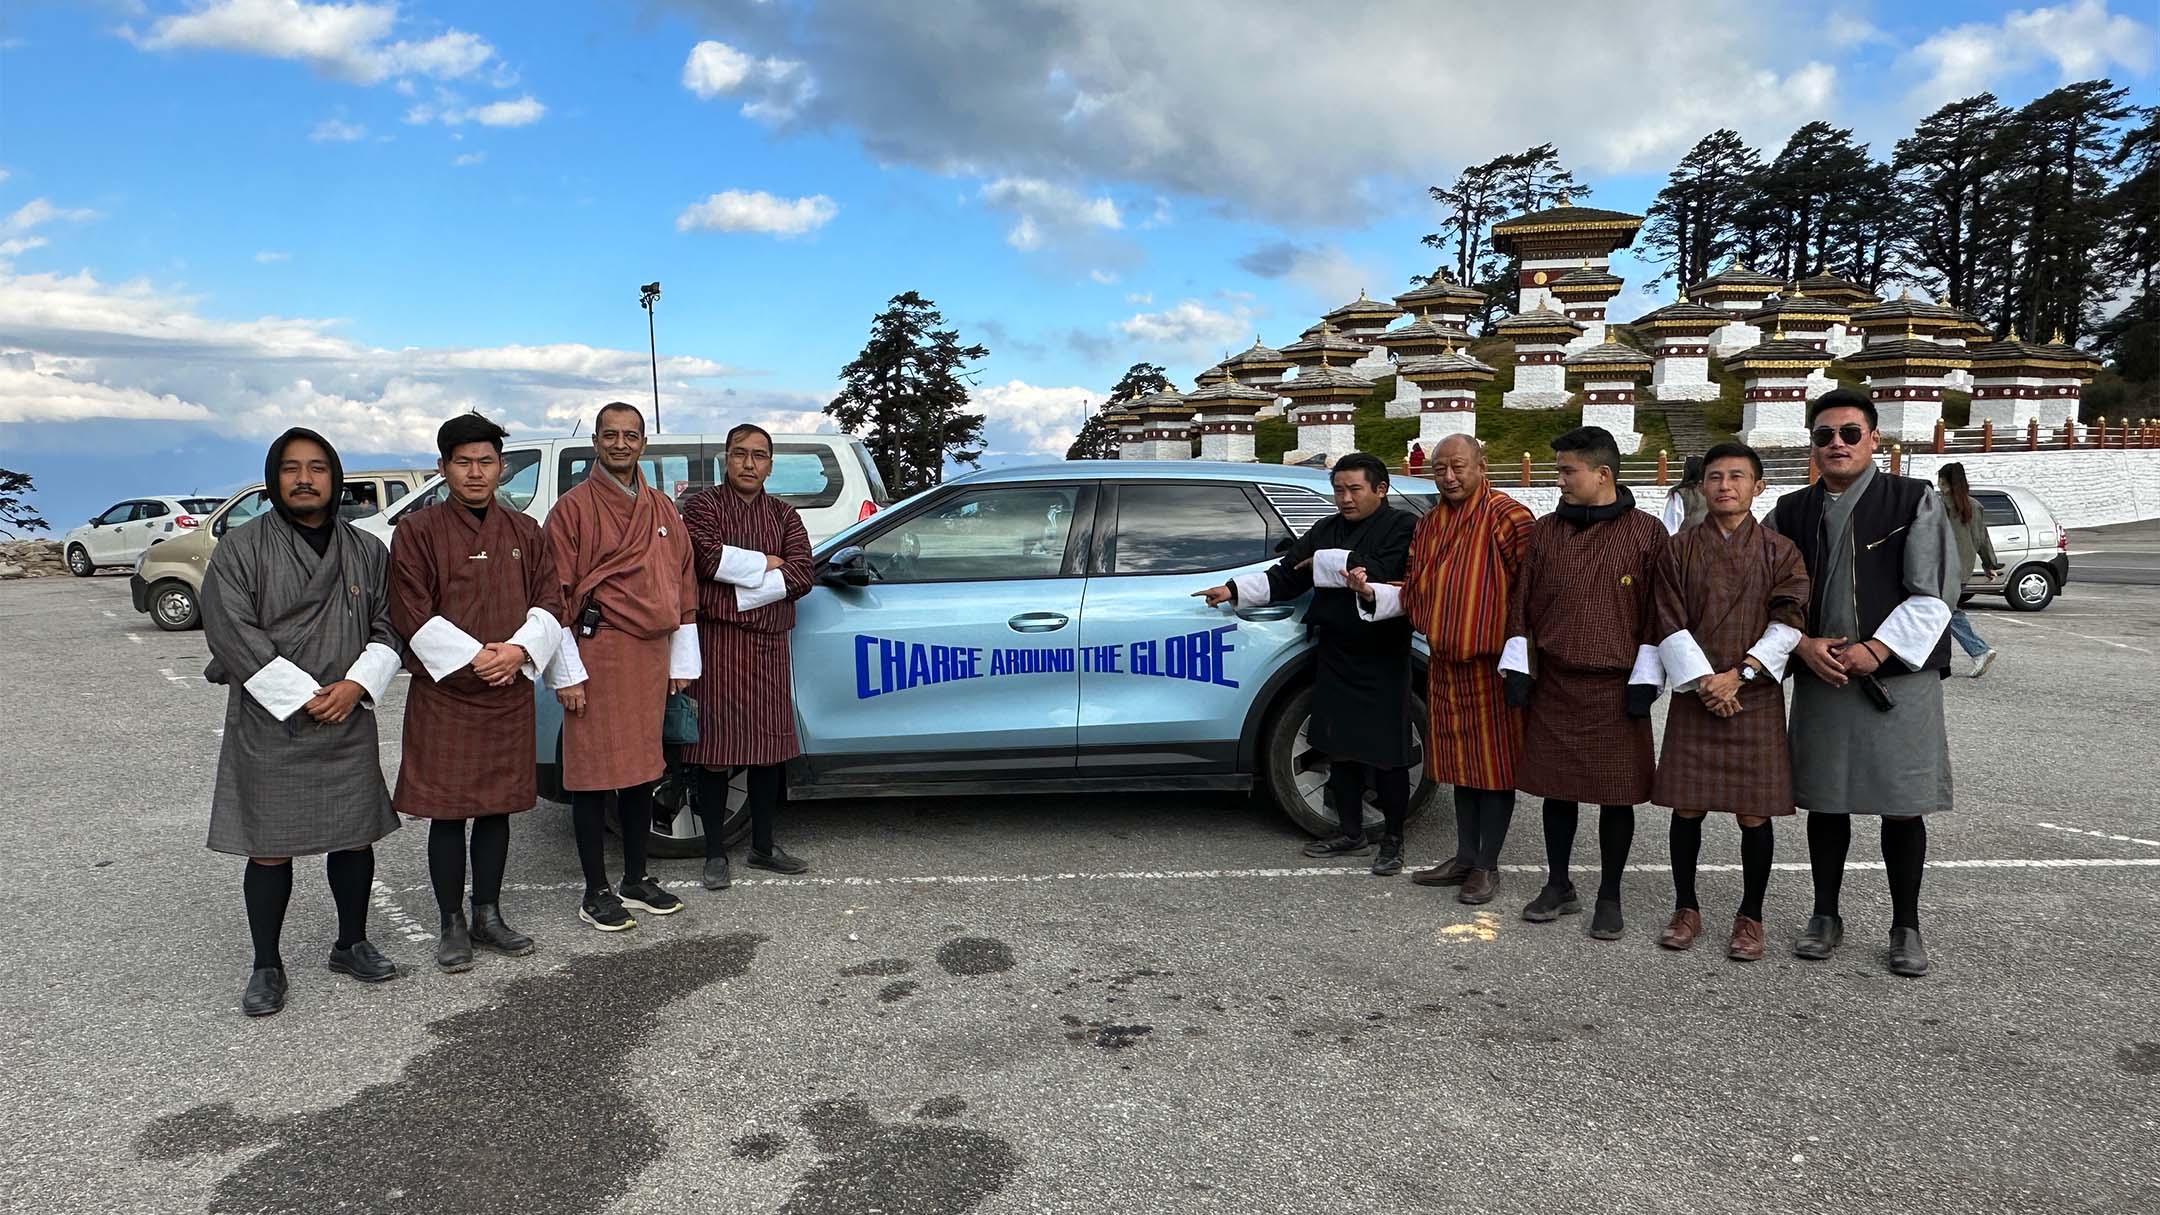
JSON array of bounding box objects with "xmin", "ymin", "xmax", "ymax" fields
[
  {"xmin": 1088, "ymin": 269, "xmax": 1119, "ymax": 285},
  {"xmin": 675, "ymin": 190, "xmax": 837, "ymax": 237},
  {"xmin": 406, "ymin": 93, "xmax": 546, "ymax": 127},
  {"xmin": 308, "ymin": 117, "xmax": 367, "ymax": 141},
  {"xmin": 672, "ymin": 0, "xmax": 1861, "ymax": 222},
  {"xmin": 973, "ymin": 379, "xmax": 1106, "ymax": 456},
  {"xmin": 1905, "ymin": 0, "xmax": 2156, "ymax": 111},
  {"xmin": 1233, "ymin": 241, "xmax": 1385, "ymax": 310},
  {"xmin": 0, "ymin": 168, "xmax": 10, "ymax": 185},
  {"xmin": 1115, "ymin": 298, "xmax": 1255, "ymax": 360},
  {"xmin": 452, "ymin": 152, "xmax": 485, "ymax": 166},
  {"xmin": 1826, "ymin": 10, "xmax": 1889, "ymax": 49},
  {"xmin": 0, "ymin": 198, "xmax": 99, "ymax": 260},
  {"xmin": 1125, "ymin": 292, "xmax": 1152, "ymax": 305},
  {"xmin": 680, "ymin": 39, "xmax": 813, "ymax": 120},
  {"xmin": 128, "ymin": 0, "xmax": 499, "ymax": 86},
  {"xmin": 253, "ymin": 250, "xmax": 289, "ymax": 263}
]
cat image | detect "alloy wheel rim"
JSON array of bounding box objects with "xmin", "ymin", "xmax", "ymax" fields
[{"xmin": 1292, "ymin": 714, "xmax": 1425, "ymax": 826}]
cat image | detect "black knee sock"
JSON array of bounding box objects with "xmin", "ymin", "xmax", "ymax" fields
[
  {"xmin": 469, "ymin": 815, "xmax": 509, "ymax": 908},
  {"xmin": 325, "ymin": 847, "xmax": 373, "ymax": 950},
  {"xmin": 1806, "ymin": 812, "xmax": 1852, "ymax": 919},
  {"xmin": 1739, "ymin": 822, "xmax": 1773, "ymax": 922},
  {"xmin": 1541, "ymin": 799, "xmax": 1578, "ymax": 887},
  {"xmin": 747, "ymin": 764, "xmax": 784, "ymax": 855},
  {"xmin": 1373, "ymin": 766, "xmax": 1409, "ymax": 844},
  {"xmin": 1882, "ymin": 817, "xmax": 1927, "ymax": 930},
  {"xmin": 617, "ymin": 782, "xmax": 655, "ymax": 884},
  {"xmin": 243, "ymin": 861, "xmax": 292, "ymax": 971},
  {"xmin": 1597, "ymin": 805, "xmax": 1634, "ymax": 901},
  {"xmin": 1474, "ymin": 789, "xmax": 1515, "ymax": 871},
  {"xmin": 697, "ymin": 766, "xmax": 734, "ymax": 860},
  {"xmin": 1669, "ymin": 813, "xmax": 1703, "ymax": 911},
  {"xmin": 427, "ymin": 820, "xmax": 466, "ymax": 926},
  {"xmin": 1452, "ymin": 786, "xmax": 1479, "ymax": 863},
  {"xmin": 571, "ymin": 791, "xmax": 610, "ymax": 893}
]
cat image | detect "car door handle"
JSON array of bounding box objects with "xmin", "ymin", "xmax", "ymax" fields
[
  {"xmin": 1007, "ymin": 612, "xmax": 1069, "ymax": 633},
  {"xmin": 1236, "ymin": 606, "xmax": 1295, "ymax": 621}
]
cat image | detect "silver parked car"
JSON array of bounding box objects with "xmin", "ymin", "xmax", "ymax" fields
[
  {"xmin": 1961, "ymin": 483, "xmax": 2069, "ymax": 611},
  {"xmin": 63, "ymin": 496, "xmax": 225, "ymax": 576}
]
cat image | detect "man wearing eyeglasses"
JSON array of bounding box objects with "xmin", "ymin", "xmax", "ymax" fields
[
  {"xmin": 1765, "ymin": 388, "xmax": 1961, "ymax": 977},
  {"xmin": 682, "ymin": 423, "xmax": 816, "ymax": 889}
]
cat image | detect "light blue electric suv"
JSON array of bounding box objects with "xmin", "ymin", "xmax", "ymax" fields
[{"xmin": 535, "ymin": 461, "xmax": 1443, "ymax": 853}]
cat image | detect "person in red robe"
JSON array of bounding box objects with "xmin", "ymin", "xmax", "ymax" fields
[
  {"xmin": 1648, "ymin": 441, "xmax": 1809, "ymax": 961},
  {"xmin": 682, "ymin": 423, "xmax": 816, "ymax": 890},
  {"xmin": 389, "ymin": 413, "xmax": 564, "ymax": 973},
  {"xmin": 1501, "ymin": 426, "xmax": 1668, "ymax": 940},
  {"xmin": 542, "ymin": 403, "xmax": 700, "ymax": 932}
]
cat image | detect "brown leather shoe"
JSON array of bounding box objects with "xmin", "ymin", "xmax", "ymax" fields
[
  {"xmin": 1411, "ymin": 857, "xmax": 1474, "ymax": 887},
  {"xmin": 1457, "ymin": 867, "xmax": 1499, "ymax": 904},
  {"xmin": 1657, "ymin": 908, "xmax": 1702, "ymax": 951},
  {"xmin": 1727, "ymin": 915, "xmax": 1766, "ymax": 962}
]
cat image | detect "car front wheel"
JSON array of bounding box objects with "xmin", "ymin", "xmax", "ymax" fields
[
  {"xmin": 66, "ymin": 545, "xmax": 94, "ymax": 577},
  {"xmin": 2007, "ymin": 567, "xmax": 2056, "ymax": 612},
  {"xmin": 1259, "ymin": 684, "xmax": 1436, "ymax": 838},
  {"xmin": 150, "ymin": 581, "xmax": 200, "ymax": 630},
  {"xmin": 647, "ymin": 763, "xmax": 750, "ymax": 859}
]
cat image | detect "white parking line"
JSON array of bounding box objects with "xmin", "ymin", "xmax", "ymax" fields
[
  {"xmin": 156, "ymin": 667, "xmax": 189, "ymax": 685},
  {"xmin": 1987, "ymin": 612, "xmax": 2157, "ymax": 654},
  {"xmin": 126, "ymin": 634, "xmax": 143, "ymax": 645},
  {"xmin": 370, "ymin": 878, "xmax": 435, "ymax": 944},
  {"xmin": 402, "ymin": 855, "xmax": 2160, "ymax": 898},
  {"xmin": 2034, "ymin": 822, "xmax": 2160, "ymax": 849}
]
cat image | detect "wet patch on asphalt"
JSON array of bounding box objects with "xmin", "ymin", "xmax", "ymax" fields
[
  {"xmin": 732, "ymin": 1131, "xmax": 791, "ymax": 1162},
  {"xmin": 877, "ymin": 980, "xmax": 920, "ymax": 1004},
  {"xmin": 780, "ymin": 1095, "xmax": 1019, "ymax": 1215},
  {"xmin": 2117, "ymin": 1042, "xmax": 2160, "ymax": 1075},
  {"xmin": 915, "ymin": 1095, "xmax": 967, "ymax": 1119},
  {"xmin": 138, "ymin": 932, "xmax": 765, "ymax": 1215},
  {"xmin": 934, "ymin": 937, "xmax": 1014, "ymax": 976},
  {"xmin": 839, "ymin": 958, "xmax": 913, "ymax": 977}
]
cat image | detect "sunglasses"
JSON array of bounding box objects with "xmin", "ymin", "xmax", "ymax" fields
[{"xmin": 1812, "ymin": 424, "xmax": 1868, "ymax": 448}]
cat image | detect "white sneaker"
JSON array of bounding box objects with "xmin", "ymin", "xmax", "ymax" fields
[{"xmin": 1971, "ymin": 650, "xmax": 1998, "ymax": 679}]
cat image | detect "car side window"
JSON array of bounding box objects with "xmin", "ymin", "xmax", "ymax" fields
[
  {"xmin": 496, "ymin": 450, "xmax": 543, "ymax": 511},
  {"xmin": 214, "ymin": 491, "xmax": 273, "ymax": 536},
  {"xmin": 96, "ymin": 503, "xmax": 134, "ymax": 526},
  {"xmin": 1974, "ymin": 492, "xmax": 2022, "ymax": 528},
  {"xmin": 1108, "ymin": 483, "xmax": 1276, "ymax": 575},
  {"xmin": 138, "ymin": 501, "xmax": 170, "ymax": 520},
  {"xmin": 561, "ymin": 446, "xmax": 697, "ymax": 501},
  {"xmin": 859, "ymin": 485, "xmax": 1082, "ymax": 583},
  {"xmin": 338, "ymin": 482, "xmax": 383, "ymax": 521},
  {"xmin": 768, "ymin": 444, "xmax": 843, "ymax": 509},
  {"xmin": 385, "ymin": 481, "xmax": 409, "ymax": 504}
]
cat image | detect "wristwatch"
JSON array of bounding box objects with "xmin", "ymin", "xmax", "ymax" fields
[{"xmin": 1739, "ymin": 663, "xmax": 1761, "ymax": 684}]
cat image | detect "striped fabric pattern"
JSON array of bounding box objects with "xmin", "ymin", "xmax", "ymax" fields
[
  {"xmin": 681, "ymin": 489, "xmax": 815, "ymax": 767},
  {"xmin": 1402, "ymin": 487, "xmax": 1536, "ymax": 789}
]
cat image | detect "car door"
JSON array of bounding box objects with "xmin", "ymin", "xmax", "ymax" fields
[
  {"xmin": 84, "ymin": 502, "xmax": 136, "ymax": 564},
  {"xmin": 1074, "ymin": 480, "xmax": 1306, "ymax": 775},
  {"xmin": 788, "ymin": 479, "xmax": 1095, "ymax": 787},
  {"xmin": 1971, "ymin": 490, "xmax": 2026, "ymax": 583},
  {"xmin": 128, "ymin": 500, "xmax": 173, "ymax": 561}
]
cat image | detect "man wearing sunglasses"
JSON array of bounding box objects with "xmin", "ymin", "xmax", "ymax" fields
[{"xmin": 1765, "ymin": 388, "xmax": 1961, "ymax": 977}]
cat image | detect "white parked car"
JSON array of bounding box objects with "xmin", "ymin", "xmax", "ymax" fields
[
  {"xmin": 356, "ymin": 433, "xmax": 891, "ymax": 546},
  {"xmin": 64, "ymin": 496, "xmax": 226, "ymax": 576},
  {"xmin": 1962, "ymin": 482, "xmax": 2069, "ymax": 612}
]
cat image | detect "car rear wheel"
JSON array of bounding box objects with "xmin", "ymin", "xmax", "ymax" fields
[
  {"xmin": 66, "ymin": 545, "xmax": 94, "ymax": 577},
  {"xmin": 1259, "ymin": 684, "xmax": 1436, "ymax": 838},
  {"xmin": 647, "ymin": 763, "xmax": 749, "ymax": 859},
  {"xmin": 2007, "ymin": 567, "xmax": 2056, "ymax": 612},
  {"xmin": 149, "ymin": 581, "xmax": 200, "ymax": 631}
]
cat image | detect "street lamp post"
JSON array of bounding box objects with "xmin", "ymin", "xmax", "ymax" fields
[{"xmin": 639, "ymin": 281, "xmax": 662, "ymax": 433}]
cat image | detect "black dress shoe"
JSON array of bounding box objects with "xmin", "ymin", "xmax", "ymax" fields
[
  {"xmin": 1521, "ymin": 882, "xmax": 1581, "ymax": 923},
  {"xmin": 469, "ymin": 903, "xmax": 534, "ymax": 957},
  {"xmin": 1794, "ymin": 913, "xmax": 1845, "ymax": 961},
  {"xmin": 1887, "ymin": 926, "xmax": 1931, "ymax": 977},
  {"xmin": 703, "ymin": 853, "xmax": 733, "ymax": 891},
  {"xmin": 1301, "ymin": 835, "xmax": 1374, "ymax": 859},
  {"xmin": 435, "ymin": 912, "xmax": 475, "ymax": 973},
  {"xmin": 326, "ymin": 940, "xmax": 400, "ymax": 983},
  {"xmin": 1588, "ymin": 897, "xmax": 1625, "ymax": 940},
  {"xmin": 241, "ymin": 967, "xmax": 287, "ymax": 1017},
  {"xmin": 1370, "ymin": 839, "xmax": 1404, "ymax": 877},
  {"xmin": 747, "ymin": 846, "xmax": 810, "ymax": 875}
]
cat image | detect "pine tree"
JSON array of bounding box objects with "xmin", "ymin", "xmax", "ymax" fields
[
  {"xmin": 827, "ymin": 292, "xmax": 989, "ymax": 497},
  {"xmin": 0, "ymin": 468, "xmax": 48, "ymax": 538},
  {"xmin": 1643, "ymin": 130, "xmax": 1762, "ymax": 287},
  {"xmin": 1977, "ymin": 81, "xmax": 2132, "ymax": 341},
  {"xmin": 1895, "ymin": 93, "xmax": 2011, "ymax": 310},
  {"xmin": 1421, "ymin": 154, "xmax": 1510, "ymax": 287},
  {"xmin": 1755, "ymin": 122, "xmax": 1875, "ymax": 279}
]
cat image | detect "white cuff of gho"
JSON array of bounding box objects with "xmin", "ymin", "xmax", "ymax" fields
[
  {"xmin": 1229, "ymin": 572, "xmax": 1272, "ymax": 608},
  {"xmin": 546, "ymin": 626, "xmax": 588, "ymax": 690},
  {"xmin": 1628, "ymin": 642, "xmax": 1665, "ymax": 688},
  {"xmin": 1657, "ymin": 630, "xmax": 1715, "ymax": 692},
  {"xmin": 714, "ymin": 546, "xmax": 768, "ymax": 588},
  {"xmin": 508, "ymin": 607, "xmax": 561, "ymax": 682},
  {"xmin": 410, "ymin": 615, "xmax": 484, "ymax": 683},
  {"xmin": 1877, "ymin": 596, "xmax": 1952, "ymax": 669},
  {"xmin": 345, "ymin": 642, "xmax": 403, "ymax": 709},
  {"xmin": 1746, "ymin": 622, "xmax": 1803, "ymax": 682},
  {"xmin": 1498, "ymin": 635, "xmax": 1531, "ymax": 677},
  {"xmin": 1309, "ymin": 548, "xmax": 1351, "ymax": 588},
  {"xmin": 734, "ymin": 568, "xmax": 787, "ymax": 611},
  {"xmin": 668, "ymin": 622, "xmax": 702, "ymax": 680},
  {"xmin": 1356, "ymin": 582, "xmax": 1404, "ymax": 622},
  {"xmin": 243, "ymin": 656, "xmax": 317, "ymax": 721}
]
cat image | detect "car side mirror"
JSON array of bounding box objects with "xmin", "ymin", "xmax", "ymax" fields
[{"xmin": 818, "ymin": 545, "xmax": 874, "ymax": 588}]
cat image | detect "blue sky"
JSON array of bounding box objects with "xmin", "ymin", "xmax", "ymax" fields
[{"xmin": 1, "ymin": 0, "xmax": 2154, "ymax": 531}]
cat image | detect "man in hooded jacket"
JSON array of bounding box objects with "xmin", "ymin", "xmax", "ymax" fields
[{"xmin": 202, "ymin": 428, "xmax": 405, "ymax": 1017}]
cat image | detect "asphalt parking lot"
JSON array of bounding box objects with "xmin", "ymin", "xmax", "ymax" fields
[{"xmin": 3, "ymin": 571, "xmax": 2157, "ymax": 1215}]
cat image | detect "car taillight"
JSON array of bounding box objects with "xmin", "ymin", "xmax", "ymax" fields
[
  {"xmin": 2057, "ymin": 527, "xmax": 2067, "ymax": 551},
  {"xmin": 174, "ymin": 515, "xmax": 199, "ymax": 528},
  {"xmin": 856, "ymin": 500, "xmax": 879, "ymax": 522}
]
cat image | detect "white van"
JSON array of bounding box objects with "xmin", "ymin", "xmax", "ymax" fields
[{"xmin": 357, "ymin": 433, "xmax": 891, "ymax": 546}]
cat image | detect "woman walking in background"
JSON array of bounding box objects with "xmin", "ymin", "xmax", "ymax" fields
[
  {"xmin": 1661, "ymin": 456, "xmax": 1708, "ymax": 535},
  {"xmin": 1937, "ymin": 462, "xmax": 2001, "ymax": 678}
]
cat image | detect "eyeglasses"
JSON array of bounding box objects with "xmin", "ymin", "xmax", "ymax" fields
[
  {"xmin": 1811, "ymin": 424, "xmax": 1867, "ymax": 448},
  {"xmin": 726, "ymin": 449, "xmax": 773, "ymax": 465}
]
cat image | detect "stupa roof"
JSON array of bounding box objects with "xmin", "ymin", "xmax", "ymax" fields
[
  {"xmin": 1395, "ymin": 276, "xmax": 1486, "ymax": 312},
  {"xmin": 1129, "ymin": 389, "xmax": 1190, "ymax": 416},
  {"xmin": 1185, "ymin": 380, "xmax": 1279, "ymax": 407},
  {"xmin": 1278, "ymin": 364, "xmax": 1375, "ymax": 401},
  {"xmin": 1966, "ymin": 332, "xmax": 2087, "ymax": 374},
  {"xmin": 1725, "ymin": 333, "xmax": 1835, "ymax": 372},
  {"xmin": 1684, "ymin": 263, "xmax": 1784, "ymax": 296},
  {"xmin": 1494, "ymin": 304, "xmax": 1585, "ymax": 339},
  {"xmin": 1549, "ymin": 263, "xmax": 1625, "ymax": 295},
  {"xmin": 1490, "ymin": 204, "xmax": 1643, "ymax": 254},
  {"xmin": 1632, "ymin": 297, "xmax": 1731, "ymax": 331},
  {"xmin": 1563, "ymin": 341, "xmax": 1654, "ymax": 375},
  {"xmin": 1841, "ymin": 338, "xmax": 1973, "ymax": 373},
  {"xmin": 1397, "ymin": 346, "xmax": 1497, "ymax": 385},
  {"xmin": 1849, "ymin": 291, "xmax": 1962, "ymax": 330},
  {"xmin": 1221, "ymin": 337, "xmax": 1289, "ymax": 368},
  {"xmin": 1322, "ymin": 290, "xmax": 1404, "ymax": 325},
  {"xmin": 1280, "ymin": 323, "xmax": 1372, "ymax": 366},
  {"xmin": 1374, "ymin": 317, "xmax": 1476, "ymax": 355},
  {"xmin": 1744, "ymin": 290, "xmax": 1850, "ymax": 326},
  {"xmin": 1790, "ymin": 269, "xmax": 1877, "ymax": 305}
]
